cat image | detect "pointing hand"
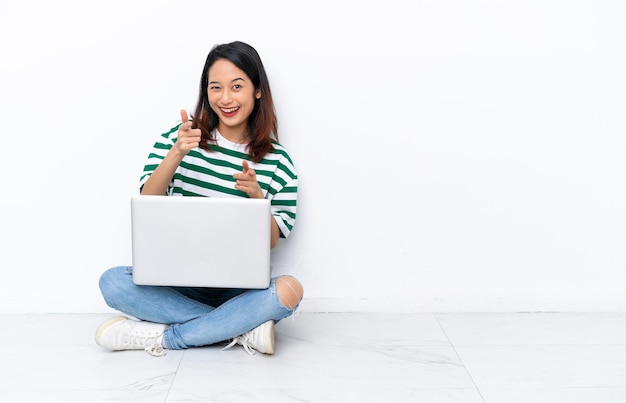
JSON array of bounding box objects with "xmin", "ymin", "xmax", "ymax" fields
[
  {"xmin": 174, "ymin": 109, "xmax": 202, "ymax": 155},
  {"xmin": 234, "ymin": 160, "xmax": 264, "ymax": 199}
]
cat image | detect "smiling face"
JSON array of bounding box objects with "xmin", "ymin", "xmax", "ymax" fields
[{"xmin": 207, "ymin": 58, "xmax": 261, "ymax": 143}]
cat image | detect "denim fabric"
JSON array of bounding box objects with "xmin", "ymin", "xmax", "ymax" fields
[{"xmin": 99, "ymin": 266, "xmax": 296, "ymax": 350}]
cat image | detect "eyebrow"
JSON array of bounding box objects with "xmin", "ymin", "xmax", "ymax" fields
[{"xmin": 208, "ymin": 77, "xmax": 246, "ymax": 85}]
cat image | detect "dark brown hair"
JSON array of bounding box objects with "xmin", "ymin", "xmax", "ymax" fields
[{"xmin": 192, "ymin": 41, "xmax": 277, "ymax": 162}]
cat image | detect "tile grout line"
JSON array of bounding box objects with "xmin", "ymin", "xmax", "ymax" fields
[
  {"xmin": 163, "ymin": 349, "xmax": 186, "ymax": 403},
  {"xmin": 434, "ymin": 313, "xmax": 488, "ymax": 403}
]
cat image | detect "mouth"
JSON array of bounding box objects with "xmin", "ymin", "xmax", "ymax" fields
[{"xmin": 220, "ymin": 106, "xmax": 240, "ymax": 117}]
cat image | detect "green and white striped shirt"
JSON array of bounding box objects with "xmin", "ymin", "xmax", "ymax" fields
[{"xmin": 139, "ymin": 124, "xmax": 298, "ymax": 238}]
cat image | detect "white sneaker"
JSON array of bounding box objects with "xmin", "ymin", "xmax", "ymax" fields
[
  {"xmin": 95, "ymin": 316, "xmax": 167, "ymax": 357},
  {"xmin": 223, "ymin": 320, "xmax": 275, "ymax": 355}
]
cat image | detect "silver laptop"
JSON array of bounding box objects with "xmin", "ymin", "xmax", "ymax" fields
[{"xmin": 130, "ymin": 195, "xmax": 271, "ymax": 289}]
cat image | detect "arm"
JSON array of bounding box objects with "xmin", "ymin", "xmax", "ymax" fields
[
  {"xmin": 270, "ymin": 216, "xmax": 281, "ymax": 249},
  {"xmin": 140, "ymin": 146, "xmax": 186, "ymax": 195},
  {"xmin": 141, "ymin": 110, "xmax": 201, "ymax": 195}
]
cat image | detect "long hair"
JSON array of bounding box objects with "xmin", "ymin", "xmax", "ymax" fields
[{"xmin": 192, "ymin": 41, "xmax": 277, "ymax": 163}]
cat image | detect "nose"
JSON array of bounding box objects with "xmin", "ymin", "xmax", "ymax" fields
[{"xmin": 220, "ymin": 88, "xmax": 233, "ymax": 104}]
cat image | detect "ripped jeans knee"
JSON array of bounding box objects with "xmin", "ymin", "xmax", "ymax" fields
[{"xmin": 274, "ymin": 275, "xmax": 304, "ymax": 310}]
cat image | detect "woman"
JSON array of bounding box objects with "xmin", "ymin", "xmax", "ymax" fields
[{"xmin": 95, "ymin": 41, "xmax": 303, "ymax": 357}]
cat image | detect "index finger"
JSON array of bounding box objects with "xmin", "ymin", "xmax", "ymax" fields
[{"xmin": 180, "ymin": 109, "xmax": 189, "ymax": 124}]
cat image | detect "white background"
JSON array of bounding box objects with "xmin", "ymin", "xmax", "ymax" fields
[{"xmin": 0, "ymin": 0, "xmax": 624, "ymax": 313}]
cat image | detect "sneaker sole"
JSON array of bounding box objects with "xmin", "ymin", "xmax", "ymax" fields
[
  {"xmin": 264, "ymin": 320, "xmax": 275, "ymax": 355},
  {"xmin": 95, "ymin": 316, "xmax": 128, "ymax": 348}
]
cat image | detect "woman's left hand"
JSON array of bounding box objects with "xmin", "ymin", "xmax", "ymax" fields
[{"xmin": 234, "ymin": 161, "xmax": 264, "ymax": 199}]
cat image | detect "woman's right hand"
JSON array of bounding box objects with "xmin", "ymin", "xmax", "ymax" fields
[{"xmin": 174, "ymin": 109, "xmax": 202, "ymax": 155}]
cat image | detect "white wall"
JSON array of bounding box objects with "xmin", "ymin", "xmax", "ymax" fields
[{"xmin": 1, "ymin": 0, "xmax": 624, "ymax": 313}]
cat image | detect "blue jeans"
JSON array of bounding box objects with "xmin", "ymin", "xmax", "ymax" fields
[{"xmin": 98, "ymin": 266, "xmax": 296, "ymax": 350}]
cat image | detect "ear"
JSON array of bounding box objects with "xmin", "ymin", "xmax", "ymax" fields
[{"xmin": 255, "ymin": 89, "xmax": 262, "ymax": 99}]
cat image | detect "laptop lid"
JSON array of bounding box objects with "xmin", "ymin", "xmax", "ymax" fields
[{"xmin": 130, "ymin": 195, "xmax": 271, "ymax": 289}]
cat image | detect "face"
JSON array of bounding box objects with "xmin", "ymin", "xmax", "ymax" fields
[{"xmin": 207, "ymin": 59, "xmax": 261, "ymax": 141}]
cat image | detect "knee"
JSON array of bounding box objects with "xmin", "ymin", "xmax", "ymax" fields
[
  {"xmin": 99, "ymin": 266, "xmax": 131, "ymax": 306},
  {"xmin": 99, "ymin": 266, "xmax": 123, "ymax": 290},
  {"xmin": 275, "ymin": 275, "xmax": 304, "ymax": 310},
  {"xmin": 99, "ymin": 268, "xmax": 114, "ymax": 293}
]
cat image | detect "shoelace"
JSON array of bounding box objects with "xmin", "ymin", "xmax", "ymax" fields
[
  {"xmin": 222, "ymin": 334, "xmax": 257, "ymax": 355},
  {"xmin": 126, "ymin": 327, "xmax": 165, "ymax": 357},
  {"xmin": 145, "ymin": 343, "xmax": 166, "ymax": 357}
]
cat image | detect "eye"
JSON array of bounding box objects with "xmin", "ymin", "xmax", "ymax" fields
[
  {"xmin": 209, "ymin": 85, "xmax": 221, "ymax": 91},
  {"xmin": 233, "ymin": 84, "xmax": 242, "ymax": 90}
]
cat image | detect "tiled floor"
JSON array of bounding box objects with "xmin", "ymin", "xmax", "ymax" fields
[{"xmin": 1, "ymin": 312, "xmax": 625, "ymax": 402}]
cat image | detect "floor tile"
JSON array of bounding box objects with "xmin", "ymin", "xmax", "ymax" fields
[
  {"xmin": 480, "ymin": 387, "xmax": 626, "ymax": 403},
  {"xmin": 166, "ymin": 388, "xmax": 485, "ymax": 402},
  {"xmin": 172, "ymin": 341, "xmax": 476, "ymax": 390},
  {"xmin": 1, "ymin": 314, "xmax": 183, "ymax": 391},
  {"xmin": 436, "ymin": 313, "xmax": 626, "ymax": 345},
  {"xmin": 278, "ymin": 312, "xmax": 451, "ymax": 346},
  {"xmin": 456, "ymin": 345, "xmax": 626, "ymax": 388},
  {"xmin": 0, "ymin": 390, "xmax": 170, "ymax": 403}
]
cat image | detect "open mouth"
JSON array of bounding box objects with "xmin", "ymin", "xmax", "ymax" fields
[{"xmin": 220, "ymin": 107, "xmax": 240, "ymax": 117}]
